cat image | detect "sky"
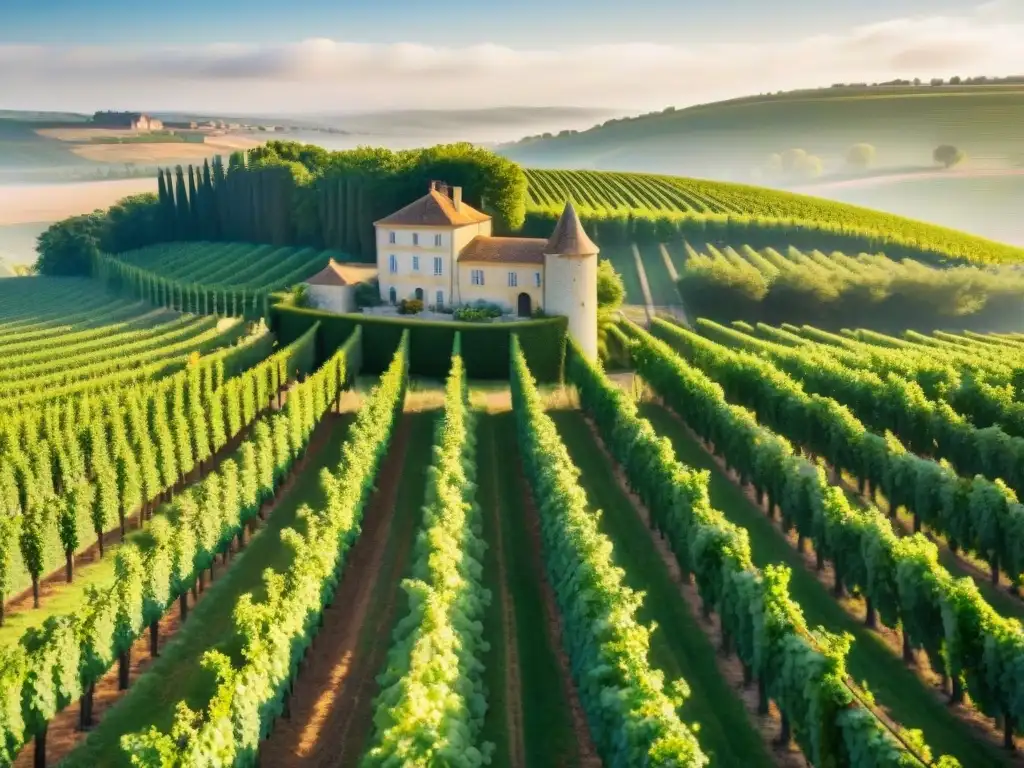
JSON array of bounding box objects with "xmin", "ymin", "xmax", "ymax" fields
[{"xmin": 0, "ymin": 0, "xmax": 1022, "ymax": 116}]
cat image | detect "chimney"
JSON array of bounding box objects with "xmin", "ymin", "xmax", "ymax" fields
[{"xmin": 453, "ymin": 186, "xmax": 463, "ymax": 212}]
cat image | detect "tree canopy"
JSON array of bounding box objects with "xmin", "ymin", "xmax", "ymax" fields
[{"xmin": 934, "ymin": 145, "xmax": 967, "ymax": 169}]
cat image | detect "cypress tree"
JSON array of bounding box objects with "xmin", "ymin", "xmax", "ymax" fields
[
  {"xmin": 212, "ymin": 156, "xmax": 227, "ymax": 240},
  {"xmin": 202, "ymin": 159, "xmax": 217, "ymax": 239},
  {"xmin": 174, "ymin": 166, "xmax": 189, "ymax": 240},
  {"xmin": 187, "ymin": 165, "xmax": 200, "ymax": 239}
]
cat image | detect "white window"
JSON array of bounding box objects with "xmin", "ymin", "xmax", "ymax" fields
[
  {"xmin": 436, "ymin": 290, "xmax": 444, "ymax": 306},
  {"xmin": 388, "ymin": 231, "xmax": 396, "ymax": 244},
  {"xmin": 433, "ymin": 257, "xmax": 443, "ymax": 276},
  {"xmin": 535, "ymin": 272, "xmax": 542, "ymax": 288},
  {"xmin": 508, "ymin": 271, "xmax": 518, "ymax": 288},
  {"xmin": 471, "ymin": 269, "xmax": 484, "ymax": 286},
  {"xmin": 434, "ymin": 234, "xmax": 442, "ymax": 247},
  {"xmin": 412, "ymin": 256, "xmax": 420, "ymax": 272},
  {"xmin": 413, "ymin": 233, "xmax": 420, "ymax": 246},
  {"xmin": 389, "ymin": 254, "xmax": 398, "ymax": 274}
]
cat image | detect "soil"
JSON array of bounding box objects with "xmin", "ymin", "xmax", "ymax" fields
[
  {"xmin": 579, "ymin": 414, "xmax": 806, "ymax": 768},
  {"xmin": 257, "ymin": 415, "xmax": 419, "ymax": 768},
  {"xmin": 481, "ymin": 421, "xmax": 526, "ymax": 768},
  {"xmin": 515, "ymin": 457, "xmax": 603, "ymax": 768}
]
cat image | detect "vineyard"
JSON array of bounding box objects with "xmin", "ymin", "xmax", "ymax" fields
[
  {"xmin": 522, "ymin": 168, "xmax": 1024, "ymax": 266},
  {"xmin": 94, "ymin": 243, "xmax": 343, "ymax": 320},
  {"xmin": 9, "ymin": 258, "xmax": 1024, "ymax": 766}
]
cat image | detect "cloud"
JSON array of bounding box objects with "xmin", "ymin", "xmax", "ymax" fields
[{"xmin": 0, "ymin": 8, "xmax": 1021, "ymax": 118}]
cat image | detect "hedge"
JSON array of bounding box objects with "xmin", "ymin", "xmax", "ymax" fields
[{"xmin": 270, "ymin": 304, "xmax": 567, "ymax": 382}]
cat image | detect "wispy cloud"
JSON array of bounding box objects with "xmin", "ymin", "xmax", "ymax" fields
[{"xmin": 0, "ymin": 3, "xmax": 1020, "ymax": 115}]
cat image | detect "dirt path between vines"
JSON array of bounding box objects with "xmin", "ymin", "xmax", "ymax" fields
[
  {"xmin": 482, "ymin": 422, "xmax": 526, "ymax": 768},
  {"xmin": 579, "ymin": 414, "xmax": 805, "ymax": 768},
  {"xmin": 258, "ymin": 414, "xmax": 419, "ymax": 768},
  {"xmin": 14, "ymin": 413, "xmax": 341, "ymax": 768},
  {"xmin": 515, "ymin": 460, "xmax": 602, "ymax": 767}
]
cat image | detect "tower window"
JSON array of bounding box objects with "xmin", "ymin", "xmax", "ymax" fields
[
  {"xmin": 389, "ymin": 254, "xmax": 398, "ymax": 274},
  {"xmin": 412, "ymin": 256, "xmax": 420, "ymax": 271},
  {"xmin": 434, "ymin": 234, "xmax": 443, "ymax": 247},
  {"xmin": 535, "ymin": 272, "xmax": 542, "ymax": 287},
  {"xmin": 413, "ymin": 233, "xmax": 420, "ymax": 246},
  {"xmin": 388, "ymin": 231, "xmax": 396, "ymax": 244},
  {"xmin": 433, "ymin": 257, "xmax": 443, "ymax": 276}
]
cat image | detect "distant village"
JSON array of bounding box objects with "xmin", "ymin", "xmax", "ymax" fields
[{"xmin": 89, "ymin": 111, "xmax": 351, "ymax": 139}]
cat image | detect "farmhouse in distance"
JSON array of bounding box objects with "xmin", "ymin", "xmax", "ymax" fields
[{"xmin": 91, "ymin": 110, "xmax": 164, "ymax": 132}]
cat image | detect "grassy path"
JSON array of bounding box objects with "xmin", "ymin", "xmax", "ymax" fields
[
  {"xmin": 477, "ymin": 411, "xmax": 580, "ymax": 768},
  {"xmin": 549, "ymin": 408, "xmax": 776, "ymax": 768},
  {"xmin": 639, "ymin": 402, "xmax": 1014, "ymax": 768},
  {"xmin": 260, "ymin": 409, "xmax": 435, "ymax": 767},
  {"xmin": 58, "ymin": 416, "xmax": 353, "ymax": 768},
  {"xmin": 601, "ymin": 248, "xmax": 645, "ymax": 306},
  {"xmin": 638, "ymin": 242, "xmax": 681, "ymax": 306}
]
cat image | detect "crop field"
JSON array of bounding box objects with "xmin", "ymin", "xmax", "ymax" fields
[
  {"xmin": 524, "ymin": 167, "xmax": 1024, "ymax": 266},
  {"xmin": 10, "ymin": 266, "xmax": 1024, "ymax": 767}
]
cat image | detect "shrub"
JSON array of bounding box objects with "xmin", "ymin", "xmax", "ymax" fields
[
  {"xmin": 354, "ymin": 279, "xmax": 382, "ymax": 308},
  {"xmin": 398, "ymin": 298, "xmax": 423, "ymax": 315}
]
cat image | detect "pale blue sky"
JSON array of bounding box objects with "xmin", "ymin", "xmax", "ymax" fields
[
  {"xmin": 0, "ymin": 0, "xmax": 979, "ymax": 46},
  {"xmin": 0, "ymin": 0, "xmax": 1020, "ymax": 115}
]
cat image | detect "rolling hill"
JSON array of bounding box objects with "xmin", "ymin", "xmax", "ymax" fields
[{"xmin": 502, "ymin": 84, "xmax": 1024, "ymax": 181}]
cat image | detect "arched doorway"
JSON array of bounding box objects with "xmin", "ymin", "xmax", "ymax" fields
[
  {"xmin": 517, "ymin": 292, "xmax": 532, "ymax": 317},
  {"xmin": 388, "ymin": 286, "xmax": 397, "ymax": 304},
  {"xmin": 414, "ymin": 287, "xmax": 424, "ymax": 301}
]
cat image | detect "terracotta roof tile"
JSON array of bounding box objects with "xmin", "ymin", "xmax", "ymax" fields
[
  {"xmin": 375, "ymin": 189, "xmax": 491, "ymax": 227},
  {"xmin": 305, "ymin": 259, "xmax": 378, "ymax": 286},
  {"xmin": 458, "ymin": 236, "xmax": 547, "ymax": 265},
  {"xmin": 546, "ymin": 201, "xmax": 599, "ymax": 256}
]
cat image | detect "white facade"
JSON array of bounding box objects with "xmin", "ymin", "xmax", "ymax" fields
[
  {"xmin": 372, "ymin": 186, "xmax": 598, "ymax": 358},
  {"xmin": 544, "ymin": 251, "xmax": 598, "ymax": 360},
  {"xmin": 308, "ymin": 284, "xmax": 355, "ymax": 314}
]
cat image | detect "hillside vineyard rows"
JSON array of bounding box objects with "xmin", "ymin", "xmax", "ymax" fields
[
  {"xmin": 11, "ymin": 273, "xmax": 1024, "ymax": 768},
  {"xmin": 8, "ymin": 139, "xmax": 1024, "ymax": 767}
]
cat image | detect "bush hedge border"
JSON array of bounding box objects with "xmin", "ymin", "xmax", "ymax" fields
[{"xmin": 270, "ymin": 304, "xmax": 567, "ymax": 382}]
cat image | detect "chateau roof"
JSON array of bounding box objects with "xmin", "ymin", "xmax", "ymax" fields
[
  {"xmin": 375, "ymin": 188, "xmax": 491, "ymax": 228},
  {"xmin": 458, "ymin": 236, "xmax": 547, "ymax": 265},
  {"xmin": 305, "ymin": 259, "xmax": 378, "ymax": 286},
  {"xmin": 546, "ymin": 201, "xmax": 598, "ymax": 256}
]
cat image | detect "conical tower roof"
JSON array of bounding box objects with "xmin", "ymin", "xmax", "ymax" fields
[{"xmin": 545, "ymin": 201, "xmax": 598, "ymax": 257}]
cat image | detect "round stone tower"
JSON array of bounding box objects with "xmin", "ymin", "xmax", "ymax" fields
[{"xmin": 543, "ymin": 202, "xmax": 599, "ymax": 360}]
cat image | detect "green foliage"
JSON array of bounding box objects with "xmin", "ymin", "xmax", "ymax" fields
[
  {"xmin": 354, "ymin": 279, "xmax": 381, "ymax": 308},
  {"xmin": 676, "ymin": 244, "xmax": 1024, "ymax": 331},
  {"xmin": 272, "ymin": 303, "xmax": 568, "ymax": 383},
  {"xmin": 596, "ymin": 258, "xmax": 625, "ymax": 311},
  {"xmin": 397, "ymin": 298, "xmax": 423, "ymax": 315},
  {"xmin": 34, "ymin": 194, "xmax": 161, "ymax": 277},
  {"xmin": 629, "ymin": 317, "xmax": 1024, "ymax": 754},
  {"xmin": 511, "ymin": 335, "xmax": 708, "ymax": 767},
  {"xmin": 120, "ymin": 332, "xmax": 407, "ymax": 766},
  {"xmin": 522, "ymin": 168, "xmax": 1024, "ymax": 265},
  {"xmin": 366, "ymin": 334, "xmax": 493, "ymax": 765}
]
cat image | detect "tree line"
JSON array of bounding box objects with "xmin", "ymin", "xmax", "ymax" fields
[{"xmin": 36, "ymin": 141, "xmax": 528, "ymax": 276}]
